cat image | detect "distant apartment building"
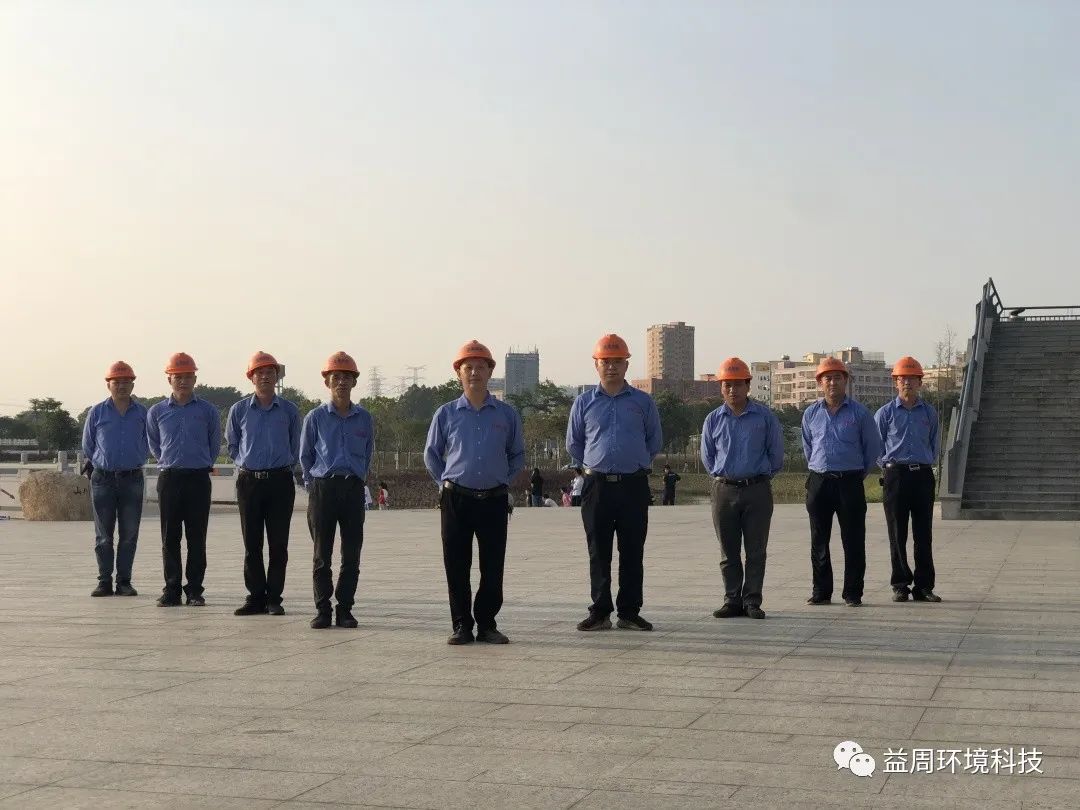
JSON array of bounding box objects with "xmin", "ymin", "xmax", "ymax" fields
[
  {"xmin": 645, "ymin": 321, "xmax": 695, "ymax": 380},
  {"xmin": 631, "ymin": 374, "xmax": 721, "ymax": 400},
  {"xmin": 750, "ymin": 361, "xmax": 772, "ymax": 405},
  {"xmin": 769, "ymin": 347, "xmax": 893, "ymax": 409},
  {"xmin": 504, "ymin": 350, "xmax": 540, "ymax": 397},
  {"xmin": 922, "ymin": 365, "xmax": 964, "ymax": 393}
]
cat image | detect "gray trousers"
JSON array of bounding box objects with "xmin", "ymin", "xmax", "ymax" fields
[{"xmin": 711, "ymin": 478, "xmax": 774, "ymax": 607}]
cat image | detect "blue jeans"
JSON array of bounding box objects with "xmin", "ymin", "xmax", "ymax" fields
[{"xmin": 91, "ymin": 470, "xmax": 145, "ymax": 585}]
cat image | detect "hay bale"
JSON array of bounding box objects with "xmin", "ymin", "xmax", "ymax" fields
[{"xmin": 18, "ymin": 471, "xmax": 93, "ymax": 521}]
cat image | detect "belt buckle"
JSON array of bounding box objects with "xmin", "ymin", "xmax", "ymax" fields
[
  {"xmin": 604, "ymin": 474, "xmax": 619, "ymax": 483},
  {"xmin": 908, "ymin": 464, "xmax": 921, "ymax": 472},
  {"xmin": 254, "ymin": 470, "xmax": 270, "ymax": 480}
]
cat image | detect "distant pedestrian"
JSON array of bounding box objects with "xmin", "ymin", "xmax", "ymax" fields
[
  {"xmin": 570, "ymin": 468, "xmax": 584, "ymax": 507},
  {"xmin": 530, "ymin": 467, "xmax": 544, "ymax": 507},
  {"xmin": 147, "ymin": 352, "xmax": 220, "ymax": 607},
  {"xmin": 802, "ymin": 357, "xmax": 881, "ymax": 608},
  {"xmin": 701, "ymin": 357, "xmax": 784, "ymax": 620},
  {"xmin": 567, "ymin": 333, "xmax": 662, "ymax": 633},
  {"xmin": 876, "ymin": 356, "xmax": 941, "ymax": 604},
  {"xmin": 364, "ymin": 484, "xmax": 373, "ymax": 510},
  {"xmin": 561, "ymin": 486, "xmax": 572, "ymax": 507},
  {"xmin": 378, "ymin": 482, "xmax": 389, "ymax": 510},
  {"xmin": 661, "ymin": 464, "xmax": 681, "ymax": 505},
  {"xmin": 82, "ymin": 360, "xmax": 148, "ymax": 598}
]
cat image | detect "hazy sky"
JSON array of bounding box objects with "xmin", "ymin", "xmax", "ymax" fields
[{"xmin": 3, "ymin": 1, "xmax": 1079, "ymax": 415}]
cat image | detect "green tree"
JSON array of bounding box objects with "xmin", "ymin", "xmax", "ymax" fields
[
  {"xmin": 280, "ymin": 386, "xmax": 320, "ymax": 417},
  {"xmin": 654, "ymin": 390, "xmax": 693, "ymax": 453},
  {"xmin": 18, "ymin": 398, "xmax": 80, "ymax": 451}
]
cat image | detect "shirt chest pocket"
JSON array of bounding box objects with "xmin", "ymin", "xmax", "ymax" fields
[
  {"xmin": 833, "ymin": 416, "xmax": 860, "ymax": 444},
  {"xmin": 346, "ymin": 429, "xmax": 369, "ymax": 456}
]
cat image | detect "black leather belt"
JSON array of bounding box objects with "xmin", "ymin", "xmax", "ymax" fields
[
  {"xmin": 812, "ymin": 470, "xmax": 864, "ymax": 479},
  {"xmin": 443, "ymin": 481, "xmax": 508, "ymax": 499},
  {"xmin": 584, "ymin": 469, "xmax": 647, "ymax": 482},
  {"xmin": 884, "ymin": 463, "xmax": 931, "ymax": 472},
  {"xmin": 240, "ymin": 466, "xmax": 292, "ymax": 480},
  {"xmin": 713, "ymin": 474, "xmax": 769, "ymax": 488},
  {"xmin": 322, "ymin": 473, "xmax": 361, "ymax": 481},
  {"xmin": 99, "ymin": 468, "xmax": 143, "ymax": 477}
]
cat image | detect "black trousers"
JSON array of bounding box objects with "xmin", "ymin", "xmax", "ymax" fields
[
  {"xmin": 882, "ymin": 466, "xmax": 936, "ymax": 593},
  {"xmin": 662, "ymin": 489, "xmax": 676, "ymax": 505},
  {"xmin": 237, "ymin": 469, "xmax": 295, "ymax": 607},
  {"xmin": 580, "ymin": 474, "xmax": 650, "ymax": 618},
  {"xmin": 805, "ymin": 471, "xmax": 866, "ymax": 601},
  {"xmin": 157, "ymin": 469, "xmax": 211, "ymax": 599},
  {"xmin": 711, "ymin": 478, "xmax": 774, "ymax": 608},
  {"xmin": 440, "ymin": 487, "xmax": 508, "ymax": 631},
  {"xmin": 307, "ymin": 477, "xmax": 365, "ymax": 613}
]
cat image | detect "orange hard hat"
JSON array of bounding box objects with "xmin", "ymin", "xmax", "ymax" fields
[
  {"xmin": 717, "ymin": 357, "xmax": 752, "ymax": 382},
  {"xmin": 592, "ymin": 333, "xmax": 631, "ymax": 360},
  {"xmin": 105, "ymin": 360, "xmax": 136, "ymax": 381},
  {"xmin": 815, "ymin": 357, "xmax": 848, "ymax": 380},
  {"xmin": 165, "ymin": 352, "xmax": 198, "ymax": 375},
  {"xmin": 246, "ymin": 351, "xmax": 282, "ymax": 380},
  {"xmin": 891, "ymin": 356, "xmax": 924, "ymax": 378},
  {"xmin": 322, "ymin": 351, "xmax": 359, "ymax": 377},
  {"xmin": 453, "ymin": 340, "xmax": 496, "ymax": 371}
]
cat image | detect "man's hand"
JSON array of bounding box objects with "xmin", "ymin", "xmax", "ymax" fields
[{"xmin": 80, "ymin": 460, "xmax": 94, "ymax": 479}]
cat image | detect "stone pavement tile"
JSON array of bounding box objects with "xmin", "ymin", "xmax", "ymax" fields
[
  {"xmin": 922, "ymin": 707, "xmax": 1080, "ymax": 731},
  {"xmin": 56, "ymin": 762, "xmax": 338, "ymax": 800},
  {"xmin": 912, "ymin": 721, "xmax": 1080, "ymax": 752},
  {"xmin": 162, "ymin": 732, "xmax": 409, "ymax": 768},
  {"xmin": 297, "ymin": 695, "xmax": 497, "ymax": 720},
  {"xmin": 421, "ymin": 723, "xmax": 670, "ymax": 756},
  {"xmin": 291, "ymin": 774, "xmax": 588, "ymax": 809},
  {"xmin": 102, "ymin": 646, "xmax": 302, "ymax": 673},
  {"xmin": 557, "ymin": 668, "xmax": 753, "ymax": 692},
  {"xmin": 931, "ymin": 688, "xmax": 1080, "ymax": 711},
  {"xmin": 939, "ymin": 676, "xmax": 1080, "ymax": 693},
  {"xmin": 735, "ymin": 678, "xmax": 936, "ymax": 701},
  {"xmin": 570, "ymin": 788, "xmax": 739, "ymax": 809},
  {"xmin": 19, "ymin": 667, "xmax": 202, "ymax": 691},
  {"xmin": 731, "ymin": 786, "xmax": 1022, "ymax": 809},
  {"xmin": 391, "ymin": 658, "xmax": 596, "ymax": 689},
  {"xmin": 228, "ymin": 651, "xmax": 433, "ymax": 679},
  {"xmin": 481, "ymin": 703, "xmax": 705, "ymax": 728},
  {"xmin": 0, "ymin": 786, "xmax": 277, "ymax": 808},
  {"xmin": 756, "ymin": 669, "xmax": 942, "ymax": 690},
  {"xmin": 616, "ymin": 756, "xmax": 883, "ymax": 794},
  {"xmin": 227, "ymin": 714, "xmax": 457, "ymax": 744},
  {"xmin": 0, "ymin": 726, "xmax": 179, "ymax": 760},
  {"xmin": 465, "ymin": 748, "xmax": 643, "ymax": 790},
  {"xmin": 0, "ymin": 756, "xmax": 100, "ymax": 785},
  {"xmin": 878, "ymin": 773, "xmax": 1079, "ymax": 803},
  {"xmin": 114, "ymin": 676, "xmax": 353, "ymax": 711},
  {"xmin": 689, "ymin": 710, "xmax": 910, "ymax": 740},
  {"xmin": 0, "ymin": 683, "xmax": 148, "ymax": 709},
  {"xmin": 0, "ymin": 707, "xmax": 63, "ymax": 730}
]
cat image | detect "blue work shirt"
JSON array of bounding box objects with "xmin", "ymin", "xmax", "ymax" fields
[
  {"xmin": 81, "ymin": 397, "xmax": 149, "ymax": 472},
  {"xmin": 700, "ymin": 400, "xmax": 784, "ymax": 479},
  {"xmin": 226, "ymin": 395, "xmax": 302, "ymax": 470},
  {"xmin": 875, "ymin": 397, "xmax": 939, "ymax": 467},
  {"xmin": 801, "ymin": 397, "xmax": 880, "ymax": 475},
  {"xmin": 565, "ymin": 384, "xmax": 663, "ymax": 474},
  {"xmin": 424, "ymin": 393, "xmax": 525, "ymax": 489},
  {"xmin": 300, "ymin": 402, "xmax": 374, "ymax": 487},
  {"xmin": 146, "ymin": 395, "xmax": 222, "ymax": 470}
]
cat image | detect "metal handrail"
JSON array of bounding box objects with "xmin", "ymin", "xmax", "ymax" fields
[{"xmin": 940, "ymin": 278, "xmax": 1001, "ymax": 508}]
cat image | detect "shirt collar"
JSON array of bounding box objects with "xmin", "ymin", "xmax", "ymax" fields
[
  {"xmin": 167, "ymin": 393, "xmax": 200, "ymax": 407},
  {"xmin": 594, "ymin": 382, "xmax": 631, "ymax": 399},
  {"xmin": 719, "ymin": 400, "xmax": 758, "ymax": 417},
  {"xmin": 248, "ymin": 394, "xmax": 280, "ymax": 410},
  {"xmin": 892, "ymin": 395, "xmax": 924, "ymax": 411},
  {"xmin": 323, "ymin": 400, "xmax": 361, "ymax": 417},
  {"xmin": 454, "ymin": 392, "xmax": 495, "ymax": 411}
]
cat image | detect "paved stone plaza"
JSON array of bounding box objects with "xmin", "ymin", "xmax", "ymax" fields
[{"xmin": 0, "ymin": 503, "xmax": 1077, "ymax": 808}]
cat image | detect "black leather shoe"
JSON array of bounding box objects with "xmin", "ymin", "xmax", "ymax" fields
[
  {"xmin": 912, "ymin": 589, "xmax": 942, "ymax": 603},
  {"xmin": 266, "ymin": 604, "xmax": 285, "ymax": 616},
  {"xmin": 844, "ymin": 598, "xmax": 862, "ymax": 607},
  {"xmin": 310, "ymin": 612, "xmax": 332, "ymax": 629},
  {"xmin": 892, "ymin": 590, "xmax": 910, "ymax": 602},
  {"xmin": 712, "ymin": 603, "xmax": 743, "ymax": 618},
  {"xmin": 806, "ymin": 595, "xmax": 831, "ymax": 605},
  {"xmin": 186, "ymin": 595, "xmax": 206, "ymax": 607},
  {"xmin": 447, "ymin": 626, "xmax": 474, "ymax": 645},
  {"xmin": 476, "ymin": 627, "xmax": 509, "ymax": 644},
  {"xmin": 616, "ymin": 615, "xmax": 653, "ymax": 631},
  {"xmin": 114, "ymin": 583, "xmax": 137, "ymax": 597},
  {"xmin": 91, "ymin": 583, "xmax": 112, "ymax": 597},
  {"xmin": 156, "ymin": 594, "xmax": 182, "ymax": 607},
  {"xmin": 234, "ymin": 602, "xmax": 265, "ymax": 616},
  {"xmin": 745, "ymin": 606, "xmax": 766, "ymax": 620},
  {"xmin": 335, "ymin": 608, "xmax": 358, "ymax": 628},
  {"xmin": 576, "ymin": 613, "xmax": 612, "ymax": 632}
]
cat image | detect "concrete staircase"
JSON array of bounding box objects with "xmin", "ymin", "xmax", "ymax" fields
[{"xmin": 960, "ymin": 320, "xmax": 1080, "ymax": 519}]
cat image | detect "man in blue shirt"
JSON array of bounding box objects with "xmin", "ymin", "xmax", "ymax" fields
[
  {"xmin": 566, "ymin": 334, "xmax": 662, "ymax": 632},
  {"xmin": 146, "ymin": 352, "xmax": 221, "ymax": 607},
  {"xmin": 227, "ymin": 351, "xmax": 302, "ymax": 617},
  {"xmin": 700, "ymin": 358, "xmax": 784, "ymax": 620},
  {"xmin": 801, "ymin": 357, "xmax": 881, "ymax": 607},
  {"xmin": 82, "ymin": 361, "xmax": 149, "ymax": 598},
  {"xmin": 424, "ymin": 340, "xmax": 525, "ymax": 645},
  {"xmin": 876, "ymin": 356, "xmax": 942, "ymax": 603},
  {"xmin": 300, "ymin": 351, "xmax": 373, "ymax": 630}
]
